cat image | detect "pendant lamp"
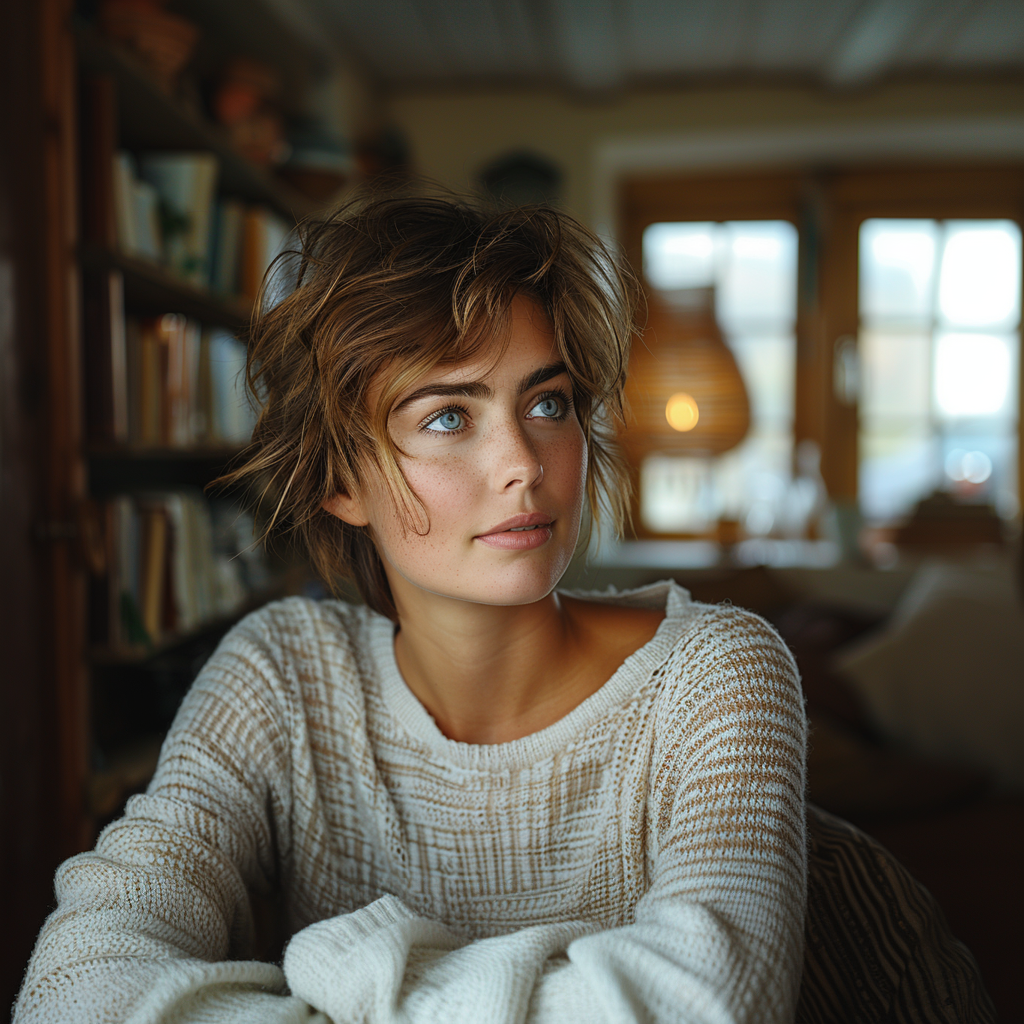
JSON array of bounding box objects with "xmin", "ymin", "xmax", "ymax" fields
[{"xmin": 622, "ymin": 288, "xmax": 751, "ymax": 461}]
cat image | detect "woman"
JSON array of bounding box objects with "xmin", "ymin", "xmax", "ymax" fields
[{"xmin": 15, "ymin": 190, "xmax": 806, "ymax": 1023}]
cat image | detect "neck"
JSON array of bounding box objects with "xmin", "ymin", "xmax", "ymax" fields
[{"xmin": 390, "ymin": 589, "xmax": 590, "ymax": 744}]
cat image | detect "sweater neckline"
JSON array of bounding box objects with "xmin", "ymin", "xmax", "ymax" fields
[{"xmin": 367, "ymin": 579, "xmax": 695, "ymax": 771}]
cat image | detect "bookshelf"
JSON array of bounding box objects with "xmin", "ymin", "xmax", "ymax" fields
[
  {"xmin": 80, "ymin": 243, "xmax": 250, "ymax": 326},
  {"xmin": 70, "ymin": 4, "xmax": 336, "ymax": 840},
  {"xmin": 74, "ymin": 19, "xmax": 319, "ymax": 222}
]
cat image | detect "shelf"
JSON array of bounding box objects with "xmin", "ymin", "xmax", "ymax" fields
[
  {"xmin": 88, "ymin": 445, "xmax": 248, "ymax": 493},
  {"xmin": 88, "ymin": 734, "xmax": 164, "ymax": 819},
  {"xmin": 74, "ymin": 19, "xmax": 322, "ymax": 223},
  {"xmin": 81, "ymin": 244, "xmax": 252, "ymax": 327},
  {"xmin": 90, "ymin": 584, "xmax": 284, "ymax": 667}
]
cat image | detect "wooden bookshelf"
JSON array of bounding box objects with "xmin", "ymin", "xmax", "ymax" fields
[
  {"xmin": 80, "ymin": 243, "xmax": 251, "ymax": 327},
  {"xmin": 69, "ymin": 6, "xmax": 335, "ymax": 842},
  {"xmin": 88, "ymin": 735, "xmax": 164, "ymax": 820},
  {"xmin": 2, "ymin": 0, "xmax": 349, "ymax": 999},
  {"xmin": 74, "ymin": 19, "xmax": 320, "ymax": 223}
]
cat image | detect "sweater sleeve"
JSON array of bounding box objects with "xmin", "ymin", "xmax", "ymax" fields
[
  {"xmin": 280, "ymin": 606, "xmax": 808, "ymax": 1024},
  {"xmin": 13, "ymin": 614, "xmax": 326, "ymax": 1024}
]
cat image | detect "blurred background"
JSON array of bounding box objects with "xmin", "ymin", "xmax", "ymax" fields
[{"xmin": 2, "ymin": 0, "xmax": 1022, "ymax": 1015}]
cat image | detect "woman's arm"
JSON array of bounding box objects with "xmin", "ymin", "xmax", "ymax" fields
[
  {"xmin": 279, "ymin": 606, "xmax": 807, "ymax": 1024},
  {"xmin": 14, "ymin": 616, "xmax": 324, "ymax": 1024}
]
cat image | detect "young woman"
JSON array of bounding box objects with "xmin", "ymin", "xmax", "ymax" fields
[{"xmin": 15, "ymin": 191, "xmax": 806, "ymax": 1023}]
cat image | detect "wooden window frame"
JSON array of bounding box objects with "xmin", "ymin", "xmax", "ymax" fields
[{"xmin": 618, "ymin": 164, "xmax": 1024, "ymax": 529}]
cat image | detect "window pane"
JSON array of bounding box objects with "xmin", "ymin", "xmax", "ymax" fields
[
  {"xmin": 934, "ymin": 332, "xmax": 1015, "ymax": 419},
  {"xmin": 860, "ymin": 428, "xmax": 940, "ymax": 521},
  {"xmin": 639, "ymin": 455, "xmax": 713, "ymax": 533},
  {"xmin": 860, "ymin": 219, "xmax": 938, "ymax": 323},
  {"xmin": 728, "ymin": 334, "xmax": 794, "ymax": 422},
  {"xmin": 643, "ymin": 222, "xmax": 717, "ymax": 291},
  {"xmin": 860, "ymin": 329, "xmax": 930, "ymax": 420},
  {"xmin": 714, "ymin": 428, "xmax": 793, "ymax": 533},
  {"xmin": 938, "ymin": 221, "xmax": 1021, "ymax": 329},
  {"xmin": 717, "ymin": 221, "xmax": 797, "ymax": 333}
]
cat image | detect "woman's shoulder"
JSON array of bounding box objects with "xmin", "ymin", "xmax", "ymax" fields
[
  {"xmin": 653, "ymin": 598, "xmax": 803, "ymax": 733},
  {"xmin": 199, "ymin": 595, "xmax": 383, "ymax": 696}
]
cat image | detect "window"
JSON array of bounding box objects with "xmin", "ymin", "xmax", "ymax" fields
[
  {"xmin": 858, "ymin": 219, "xmax": 1021, "ymax": 521},
  {"xmin": 639, "ymin": 220, "xmax": 798, "ymax": 535}
]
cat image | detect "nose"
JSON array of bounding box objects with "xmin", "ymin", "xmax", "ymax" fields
[{"xmin": 491, "ymin": 421, "xmax": 544, "ymax": 493}]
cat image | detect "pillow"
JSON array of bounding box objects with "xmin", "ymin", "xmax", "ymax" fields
[{"xmin": 835, "ymin": 561, "xmax": 1024, "ymax": 790}]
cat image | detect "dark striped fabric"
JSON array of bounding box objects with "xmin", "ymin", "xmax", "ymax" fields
[{"xmin": 795, "ymin": 804, "xmax": 995, "ymax": 1024}]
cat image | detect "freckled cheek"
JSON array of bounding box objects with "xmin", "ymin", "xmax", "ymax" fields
[
  {"xmin": 541, "ymin": 429, "xmax": 588, "ymax": 513},
  {"xmin": 396, "ymin": 456, "xmax": 480, "ymax": 537}
]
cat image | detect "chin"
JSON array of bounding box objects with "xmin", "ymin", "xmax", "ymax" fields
[
  {"xmin": 405, "ymin": 559, "xmax": 569, "ymax": 609},
  {"xmin": 469, "ymin": 560, "xmax": 571, "ymax": 607}
]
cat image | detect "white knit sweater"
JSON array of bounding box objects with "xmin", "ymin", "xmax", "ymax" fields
[{"xmin": 16, "ymin": 581, "xmax": 807, "ymax": 1024}]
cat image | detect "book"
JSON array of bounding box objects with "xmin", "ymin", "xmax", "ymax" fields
[
  {"xmin": 207, "ymin": 328, "xmax": 256, "ymax": 444},
  {"xmin": 139, "ymin": 152, "xmax": 219, "ymax": 285},
  {"xmin": 132, "ymin": 178, "xmax": 163, "ymax": 262},
  {"xmin": 112, "ymin": 152, "xmax": 164, "ymax": 262},
  {"xmin": 112, "ymin": 152, "xmax": 138, "ymax": 254},
  {"xmin": 210, "ymin": 198, "xmax": 245, "ymax": 295},
  {"xmin": 139, "ymin": 501, "xmax": 168, "ymax": 643},
  {"xmin": 137, "ymin": 318, "xmax": 162, "ymax": 446},
  {"xmin": 98, "ymin": 491, "xmax": 260, "ymax": 651},
  {"xmin": 240, "ymin": 205, "xmax": 291, "ymax": 302}
]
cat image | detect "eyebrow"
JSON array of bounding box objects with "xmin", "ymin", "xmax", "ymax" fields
[{"xmin": 391, "ymin": 362, "xmax": 569, "ymax": 415}]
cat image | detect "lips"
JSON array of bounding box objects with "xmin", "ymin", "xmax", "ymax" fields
[
  {"xmin": 478, "ymin": 512, "xmax": 554, "ymax": 536},
  {"xmin": 475, "ymin": 512, "xmax": 555, "ymax": 551}
]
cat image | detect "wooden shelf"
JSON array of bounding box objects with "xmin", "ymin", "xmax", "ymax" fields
[
  {"xmin": 90, "ymin": 584, "xmax": 284, "ymax": 667},
  {"xmin": 87, "ymin": 445, "xmax": 248, "ymax": 493},
  {"xmin": 74, "ymin": 19, "xmax": 321, "ymax": 223},
  {"xmin": 80, "ymin": 244, "xmax": 252, "ymax": 327}
]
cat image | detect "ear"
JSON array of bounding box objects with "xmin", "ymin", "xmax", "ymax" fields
[{"xmin": 322, "ymin": 490, "xmax": 370, "ymax": 528}]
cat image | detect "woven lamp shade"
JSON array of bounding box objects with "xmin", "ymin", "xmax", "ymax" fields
[{"xmin": 622, "ymin": 289, "xmax": 751, "ymax": 460}]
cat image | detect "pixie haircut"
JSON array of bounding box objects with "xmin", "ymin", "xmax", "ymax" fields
[{"xmin": 220, "ymin": 186, "xmax": 638, "ymax": 621}]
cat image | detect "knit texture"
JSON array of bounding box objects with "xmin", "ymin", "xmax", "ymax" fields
[{"xmin": 15, "ymin": 581, "xmax": 807, "ymax": 1023}]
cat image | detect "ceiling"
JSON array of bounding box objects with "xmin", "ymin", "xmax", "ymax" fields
[{"xmin": 287, "ymin": 0, "xmax": 1024, "ymax": 94}]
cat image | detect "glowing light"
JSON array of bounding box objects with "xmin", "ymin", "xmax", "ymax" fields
[{"xmin": 666, "ymin": 392, "xmax": 700, "ymax": 432}]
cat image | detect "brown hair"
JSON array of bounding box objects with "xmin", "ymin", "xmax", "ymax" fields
[{"xmin": 217, "ymin": 184, "xmax": 638, "ymax": 620}]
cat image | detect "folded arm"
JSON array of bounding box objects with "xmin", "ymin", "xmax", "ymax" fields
[{"xmin": 282, "ymin": 608, "xmax": 807, "ymax": 1024}]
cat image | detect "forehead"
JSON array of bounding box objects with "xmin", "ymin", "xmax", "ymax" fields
[
  {"xmin": 428, "ymin": 300, "xmax": 556, "ymax": 384},
  {"xmin": 376, "ymin": 297, "xmax": 559, "ymax": 412}
]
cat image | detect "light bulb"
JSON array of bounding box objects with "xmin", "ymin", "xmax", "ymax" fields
[{"xmin": 666, "ymin": 392, "xmax": 699, "ymax": 432}]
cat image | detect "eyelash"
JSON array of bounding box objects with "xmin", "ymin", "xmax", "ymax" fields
[
  {"xmin": 417, "ymin": 389, "xmax": 573, "ymax": 435},
  {"xmin": 530, "ymin": 389, "xmax": 572, "ymax": 422}
]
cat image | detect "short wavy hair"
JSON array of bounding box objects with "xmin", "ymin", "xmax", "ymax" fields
[{"xmin": 218, "ymin": 185, "xmax": 638, "ymax": 620}]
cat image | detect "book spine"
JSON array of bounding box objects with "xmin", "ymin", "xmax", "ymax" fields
[{"xmin": 139, "ymin": 502, "xmax": 168, "ymax": 644}]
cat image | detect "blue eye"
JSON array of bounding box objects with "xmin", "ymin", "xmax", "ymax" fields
[
  {"xmin": 424, "ymin": 408, "xmax": 467, "ymax": 433},
  {"xmin": 529, "ymin": 394, "xmax": 566, "ymax": 419}
]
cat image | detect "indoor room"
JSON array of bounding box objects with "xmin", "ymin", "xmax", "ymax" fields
[{"xmin": 2, "ymin": 0, "xmax": 1022, "ymax": 1020}]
